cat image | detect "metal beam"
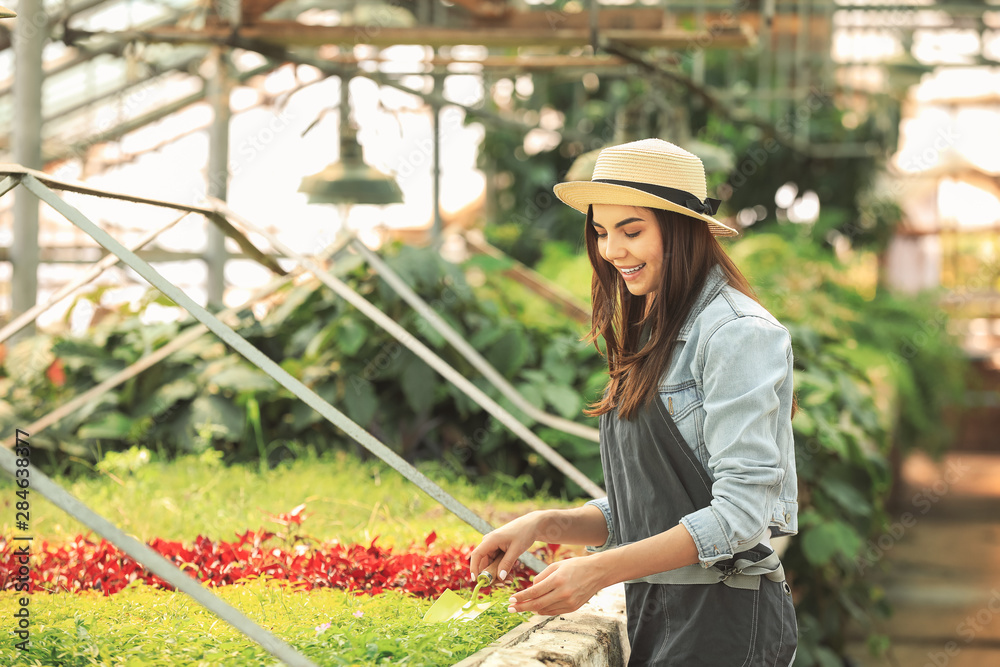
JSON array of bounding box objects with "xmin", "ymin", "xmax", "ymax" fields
[
  {"xmin": 0, "ymin": 210, "xmax": 190, "ymax": 345},
  {"xmin": 0, "ymin": 164, "xmax": 286, "ymax": 276},
  {"xmin": 206, "ymin": 47, "xmax": 231, "ymax": 309},
  {"xmin": 2, "ymin": 235, "xmax": 349, "ymax": 445},
  {"xmin": 71, "ymin": 23, "xmax": 755, "ymax": 49},
  {"xmin": 41, "ymin": 52, "xmax": 207, "ymax": 123},
  {"xmin": 40, "ymin": 60, "xmax": 273, "ymax": 163},
  {"xmin": 0, "ymin": 8, "xmax": 193, "ymax": 98},
  {"xmin": 16, "ymin": 173, "xmax": 549, "ymax": 575},
  {"xmin": 352, "ymin": 239, "xmax": 600, "ymax": 443},
  {"xmin": 215, "ymin": 199, "xmax": 606, "ymax": 499},
  {"xmin": 0, "ymin": 433, "xmax": 318, "ymax": 667},
  {"xmin": 0, "ymin": 246, "xmax": 274, "ymax": 263},
  {"xmin": 12, "ymin": 0, "xmax": 44, "ymax": 340}
]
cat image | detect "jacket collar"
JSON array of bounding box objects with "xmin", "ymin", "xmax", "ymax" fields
[{"xmin": 676, "ymin": 263, "xmax": 728, "ymax": 342}]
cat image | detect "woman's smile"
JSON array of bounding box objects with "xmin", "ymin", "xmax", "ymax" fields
[{"xmin": 617, "ymin": 263, "xmax": 647, "ymax": 280}]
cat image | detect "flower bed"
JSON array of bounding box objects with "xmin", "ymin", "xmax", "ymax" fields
[
  {"xmin": 0, "ymin": 526, "xmax": 538, "ymax": 597},
  {"xmin": 0, "ymin": 523, "xmax": 550, "ymax": 665},
  {"xmin": 0, "ymin": 579, "xmax": 528, "ymax": 666}
]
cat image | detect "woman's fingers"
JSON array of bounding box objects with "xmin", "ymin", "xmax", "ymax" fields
[
  {"xmin": 470, "ymin": 513, "xmax": 542, "ymax": 582},
  {"xmin": 508, "ymin": 564, "xmax": 557, "ymax": 610},
  {"xmin": 507, "ymin": 560, "xmax": 596, "ymax": 616},
  {"xmin": 469, "ymin": 539, "xmax": 502, "ymax": 579},
  {"xmin": 495, "ymin": 547, "xmax": 525, "ymax": 583},
  {"xmin": 529, "ymin": 564, "xmax": 556, "ymax": 585}
]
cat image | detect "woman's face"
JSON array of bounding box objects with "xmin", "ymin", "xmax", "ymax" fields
[{"xmin": 591, "ymin": 204, "xmax": 664, "ymax": 297}]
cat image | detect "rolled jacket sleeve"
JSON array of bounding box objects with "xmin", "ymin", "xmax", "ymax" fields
[
  {"xmin": 679, "ymin": 316, "xmax": 790, "ymax": 567},
  {"xmin": 584, "ymin": 497, "xmax": 618, "ymax": 553}
]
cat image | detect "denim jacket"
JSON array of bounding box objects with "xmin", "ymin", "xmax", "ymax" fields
[{"xmin": 587, "ymin": 262, "xmax": 798, "ymax": 568}]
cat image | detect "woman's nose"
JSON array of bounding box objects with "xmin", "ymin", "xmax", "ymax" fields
[{"xmin": 604, "ymin": 234, "xmax": 626, "ymax": 260}]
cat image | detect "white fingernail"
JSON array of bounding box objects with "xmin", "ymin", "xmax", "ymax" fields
[{"xmin": 499, "ymin": 570, "xmax": 507, "ymax": 581}]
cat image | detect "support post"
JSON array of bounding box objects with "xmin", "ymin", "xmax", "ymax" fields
[
  {"xmin": 205, "ymin": 47, "xmax": 231, "ymax": 310},
  {"xmin": 431, "ymin": 72, "xmax": 443, "ymax": 245},
  {"xmin": 11, "ymin": 0, "xmax": 45, "ymax": 340},
  {"xmin": 756, "ymin": 0, "xmax": 775, "ymax": 119},
  {"xmin": 795, "ymin": 0, "xmax": 812, "ymax": 146}
]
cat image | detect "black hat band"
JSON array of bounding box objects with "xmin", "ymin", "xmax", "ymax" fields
[{"xmin": 592, "ymin": 178, "xmax": 721, "ymax": 216}]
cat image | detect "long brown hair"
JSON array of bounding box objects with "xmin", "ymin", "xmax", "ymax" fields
[{"xmin": 584, "ymin": 204, "xmax": 798, "ymax": 421}]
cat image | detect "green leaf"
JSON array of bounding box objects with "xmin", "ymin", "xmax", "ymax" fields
[
  {"xmin": 515, "ymin": 382, "xmax": 545, "ymax": 412},
  {"xmin": 463, "ymin": 254, "xmax": 514, "ymax": 273},
  {"xmin": 339, "ymin": 319, "xmax": 368, "ymax": 356},
  {"xmin": 542, "ymin": 343, "xmax": 576, "ymax": 385},
  {"xmin": 816, "ymin": 646, "xmax": 844, "ymax": 667},
  {"xmin": 801, "ymin": 519, "xmax": 862, "ymax": 565},
  {"xmin": 211, "ymin": 365, "xmax": 278, "ymax": 393},
  {"xmin": 792, "ymin": 408, "xmax": 816, "ymax": 437},
  {"xmin": 263, "ymin": 283, "xmax": 316, "ymax": 327},
  {"xmin": 486, "ymin": 329, "xmax": 528, "ymax": 376},
  {"xmin": 401, "ymin": 359, "xmax": 436, "ymax": 415},
  {"xmin": 188, "ymin": 394, "xmax": 245, "ymax": 443},
  {"xmin": 469, "ymin": 324, "xmax": 506, "ymax": 349},
  {"xmin": 7, "ymin": 335, "xmax": 54, "ymax": 382},
  {"xmin": 78, "ymin": 411, "xmax": 132, "ymax": 439},
  {"xmin": 134, "ymin": 378, "xmax": 199, "ymax": 418},
  {"xmin": 541, "ymin": 383, "xmax": 582, "ymax": 419},
  {"xmin": 343, "ymin": 376, "xmax": 378, "ymax": 426},
  {"xmin": 818, "ymin": 476, "xmax": 873, "ymax": 518}
]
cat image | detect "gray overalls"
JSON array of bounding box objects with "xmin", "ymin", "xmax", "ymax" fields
[{"xmin": 600, "ymin": 393, "xmax": 798, "ymax": 666}]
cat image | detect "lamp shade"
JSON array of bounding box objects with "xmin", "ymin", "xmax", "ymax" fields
[{"xmin": 298, "ymin": 133, "xmax": 403, "ymax": 206}]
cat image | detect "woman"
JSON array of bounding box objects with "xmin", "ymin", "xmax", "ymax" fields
[{"xmin": 470, "ymin": 138, "xmax": 798, "ymax": 665}]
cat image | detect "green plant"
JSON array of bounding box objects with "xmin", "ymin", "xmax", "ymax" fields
[
  {"xmin": 0, "ymin": 243, "xmax": 605, "ymax": 497},
  {"xmin": 0, "ymin": 578, "xmax": 528, "ymax": 666},
  {"xmin": 0, "ymin": 449, "xmax": 577, "ymax": 547}
]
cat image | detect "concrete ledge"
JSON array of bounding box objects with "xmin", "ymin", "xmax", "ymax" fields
[{"xmin": 454, "ymin": 584, "xmax": 629, "ymax": 667}]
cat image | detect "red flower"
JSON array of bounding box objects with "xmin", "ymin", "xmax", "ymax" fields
[
  {"xmin": 0, "ymin": 530, "xmax": 537, "ymax": 597},
  {"xmin": 46, "ymin": 358, "xmax": 66, "ymax": 387}
]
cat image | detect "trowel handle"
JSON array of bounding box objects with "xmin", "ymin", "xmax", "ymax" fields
[{"xmin": 477, "ymin": 552, "xmax": 504, "ymax": 586}]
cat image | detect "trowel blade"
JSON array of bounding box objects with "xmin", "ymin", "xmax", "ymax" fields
[{"xmin": 422, "ymin": 589, "xmax": 496, "ymax": 623}]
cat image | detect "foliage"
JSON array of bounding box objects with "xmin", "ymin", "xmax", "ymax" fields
[
  {"xmin": 0, "ymin": 451, "xmax": 563, "ymax": 665},
  {"xmin": 0, "ymin": 578, "xmax": 528, "ymax": 666},
  {"xmin": 0, "ymin": 244, "xmax": 604, "ymax": 496},
  {"xmin": 0, "ymin": 449, "xmax": 576, "ymax": 548},
  {"xmin": 0, "ymin": 522, "xmax": 535, "ymax": 597}
]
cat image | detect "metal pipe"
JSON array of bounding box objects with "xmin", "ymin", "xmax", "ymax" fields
[
  {"xmin": 19, "ymin": 174, "xmax": 549, "ymax": 574},
  {"xmin": 0, "ymin": 209, "xmax": 190, "ymax": 345},
  {"xmin": 0, "ymin": 436, "xmax": 318, "ymax": 667},
  {"xmin": 216, "ymin": 199, "xmax": 605, "ymax": 499},
  {"xmin": 2, "ymin": 235, "xmax": 351, "ymax": 446},
  {"xmin": 206, "ymin": 47, "xmax": 231, "ymax": 309},
  {"xmin": 11, "ymin": 0, "xmax": 44, "ymax": 338},
  {"xmin": 351, "ymin": 240, "xmax": 600, "ymax": 443}
]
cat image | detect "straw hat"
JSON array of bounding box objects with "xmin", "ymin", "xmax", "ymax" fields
[{"xmin": 553, "ymin": 138, "xmax": 739, "ymax": 237}]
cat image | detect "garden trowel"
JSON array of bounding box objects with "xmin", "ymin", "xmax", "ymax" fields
[{"xmin": 422, "ymin": 554, "xmax": 503, "ymax": 623}]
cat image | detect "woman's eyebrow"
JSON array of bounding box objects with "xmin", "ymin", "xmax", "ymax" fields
[{"xmin": 591, "ymin": 217, "xmax": 644, "ymax": 230}]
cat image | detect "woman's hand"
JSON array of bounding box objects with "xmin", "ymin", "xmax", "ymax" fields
[
  {"xmin": 507, "ymin": 556, "xmax": 608, "ymax": 616},
  {"xmin": 469, "ymin": 512, "xmax": 544, "ymax": 583}
]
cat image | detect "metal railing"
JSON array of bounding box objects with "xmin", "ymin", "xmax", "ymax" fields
[{"xmin": 0, "ymin": 164, "xmax": 603, "ymax": 665}]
